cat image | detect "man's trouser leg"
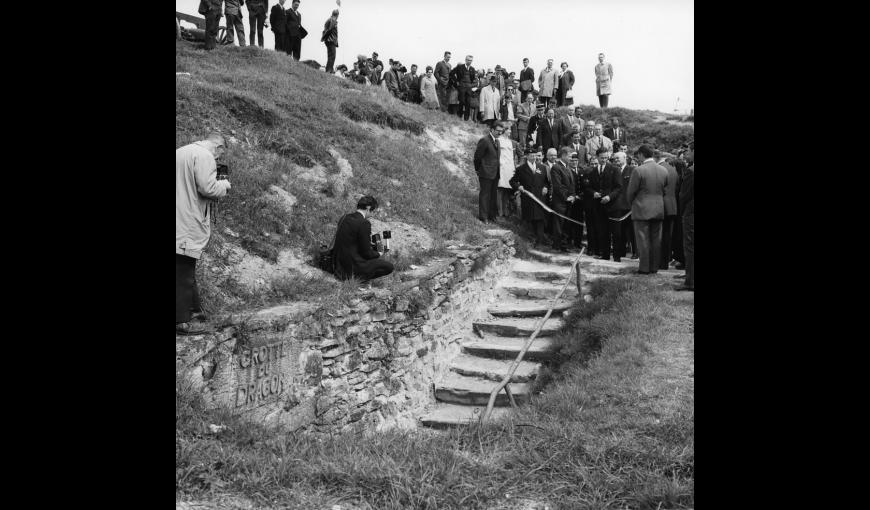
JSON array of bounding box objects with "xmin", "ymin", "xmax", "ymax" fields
[
  {"xmin": 359, "ymin": 259, "xmax": 395, "ymax": 282},
  {"xmin": 325, "ymin": 43, "xmax": 336, "ymax": 73},
  {"xmin": 289, "ymin": 36, "xmax": 301, "ymax": 60},
  {"xmin": 598, "ymin": 95, "xmax": 605, "ymax": 108},
  {"xmin": 634, "ymin": 220, "xmax": 652, "ymax": 272},
  {"xmin": 229, "ymin": 14, "xmax": 246, "ymax": 45},
  {"xmin": 659, "ymin": 215, "xmax": 675, "ymax": 269},
  {"xmin": 623, "ymin": 218, "xmax": 636, "ymax": 254},
  {"xmin": 460, "ymin": 87, "xmax": 472, "ymax": 120},
  {"xmin": 437, "ymin": 85, "xmax": 448, "ymax": 112},
  {"xmin": 478, "ymin": 176, "xmax": 495, "ymax": 221},
  {"xmin": 649, "ymin": 219, "xmax": 663, "ymax": 273},
  {"xmin": 551, "ymin": 206, "xmax": 567, "ymax": 249},
  {"xmin": 585, "ymin": 206, "xmax": 599, "ymax": 255},
  {"xmin": 273, "ymin": 31, "xmax": 285, "ymax": 52},
  {"xmin": 205, "ymin": 12, "xmax": 222, "ymax": 50},
  {"xmin": 532, "ymin": 219, "xmax": 545, "ymax": 244},
  {"xmin": 609, "ymin": 214, "xmax": 625, "ymax": 260},
  {"xmin": 176, "ymin": 254, "xmax": 198, "ymax": 323},
  {"xmin": 683, "ymin": 213, "xmax": 694, "ymax": 288},
  {"xmin": 596, "ymin": 204, "xmax": 612, "ymax": 258},
  {"xmin": 672, "ymin": 213, "xmax": 684, "ymax": 264}
]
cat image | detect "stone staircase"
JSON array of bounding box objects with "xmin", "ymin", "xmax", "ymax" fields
[{"xmin": 419, "ymin": 249, "xmax": 683, "ymax": 429}]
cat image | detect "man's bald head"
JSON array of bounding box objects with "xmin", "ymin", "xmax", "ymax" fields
[{"xmin": 204, "ymin": 132, "xmax": 226, "ymax": 157}]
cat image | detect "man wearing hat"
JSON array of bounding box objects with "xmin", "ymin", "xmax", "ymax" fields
[
  {"xmin": 549, "ymin": 147, "xmax": 577, "ymax": 252},
  {"xmin": 510, "ymin": 148, "xmax": 550, "ymax": 247},
  {"xmin": 565, "ymin": 151, "xmax": 585, "ymax": 250}
]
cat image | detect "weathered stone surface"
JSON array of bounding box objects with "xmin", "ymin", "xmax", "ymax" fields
[
  {"xmin": 473, "ymin": 317, "xmax": 564, "ymax": 337},
  {"xmin": 499, "ymin": 277, "xmax": 579, "ymax": 300},
  {"xmin": 487, "ymin": 299, "xmax": 574, "ymax": 317},
  {"xmin": 449, "ymin": 354, "xmax": 540, "ymax": 383},
  {"xmin": 418, "ymin": 403, "xmax": 510, "ymax": 428},
  {"xmin": 435, "ymin": 373, "xmax": 531, "ymax": 406},
  {"xmin": 462, "ymin": 336, "xmax": 559, "ymax": 361}
]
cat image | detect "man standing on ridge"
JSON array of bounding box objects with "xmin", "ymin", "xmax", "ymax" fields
[
  {"xmin": 435, "ymin": 51, "xmax": 452, "ymax": 113},
  {"xmin": 450, "ymin": 55, "xmax": 477, "ymax": 121},
  {"xmin": 199, "ymin": 0, "xmax": 224, "ymax": 51},
  {"xmin": 246, "ymin": 0, "xmax": 268, "ymax": 48},
  {"xmin": 223, "ymin": 0, "xmax": 246, "ymax": 46},
  {"xmin": 270, "ymin": 0, "xmax": 289, "ymax": 54},
  {"xmin": 595, "ymin": 52, "xmax": 614, "ymax": 108},
  {"xmin": 286, "ymin": 0, "xmax": 304, "ymax": 60},
  {"xmin": 176, "ymin": 132, "xmax": 232, "ymax": 335},
  {"xmin": 519, "ymin": 58, "xmax": 535, "ymax": 102},
  {"xmin": 538, "ymin": 59, "xmax": 558, "ymax": 107},
  {"xmin": 321, "ymin": 8, "xmax": 339, "ymax": 73}
]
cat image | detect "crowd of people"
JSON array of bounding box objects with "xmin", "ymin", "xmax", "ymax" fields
[{"xmin": 474, "ymin": 122, "xmax": 694, "ymax": 291}]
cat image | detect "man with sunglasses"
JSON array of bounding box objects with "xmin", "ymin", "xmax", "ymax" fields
[{"xmin": 176, "ymin": 132, "xmax": 232, "ymax": 335}]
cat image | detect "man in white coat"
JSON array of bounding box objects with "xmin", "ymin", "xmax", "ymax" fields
[
  {"xmin": 538, "ymin": 59, "xmax": 558, "ymax": 107},
  {"xmin": 479, "ymin": 76, "xmax": 502, "ymax": 128},
  {"xmin": 176, "ymin": 132, "xmax": 232, "ymax": 335},
  {"xmin": 496, "ymin": 127, "xmax": 517, "ymax": 218}
]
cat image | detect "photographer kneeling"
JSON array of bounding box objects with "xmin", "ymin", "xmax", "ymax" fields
[{"xmin": 333, "ymin": 196, "xmax": 394, "ymax": 282}]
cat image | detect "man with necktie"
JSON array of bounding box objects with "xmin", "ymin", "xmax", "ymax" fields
[
  {"xmin": 549, "ymin": 146, "xmax": 577, "ymax": 252},
  {"xmin": 604, "ymin": 117, "xmax": 628, "ymax": 148},
  {"xmin": 473, "ymin": 122, "xmax": 504, "ymax": 222},
  {"xmin": 627, "ymin": 145, "xmax": 669, "ymax": 274}
]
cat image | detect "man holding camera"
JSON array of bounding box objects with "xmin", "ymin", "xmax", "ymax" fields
[
  {"xmin": 176, "ymin": 132, "xmax": 232, "ymax": 335},
  {"xmin": 333, "ymin": 196, "xmax": 394, "ymax": 282}
]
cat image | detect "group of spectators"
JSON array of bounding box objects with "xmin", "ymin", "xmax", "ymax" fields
[{"xmin": 475, "ymin": 121, "xmax": 694, "ymax": 291}]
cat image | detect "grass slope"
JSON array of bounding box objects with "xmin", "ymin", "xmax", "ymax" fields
[{"xmin": 176, "ymin": 277, "xmax": 694, "ymax": 509}]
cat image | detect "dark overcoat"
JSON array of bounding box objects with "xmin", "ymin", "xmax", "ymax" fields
[{"xmin": 510, "ymin": 162, "xmax": 550, "ymax": 221}]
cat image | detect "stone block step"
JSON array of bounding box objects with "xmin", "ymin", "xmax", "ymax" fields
[
  {"xmin": 473, "ymin": 316, "xmax": 564, "ymax": 337},
  {"xmin": 450, "ymin": 354, "xmax": 540, "ymax": 382},
  {"xmin": 585, "ymin": 259, "xmax": 637, "ymax": 275},
  {"xmin": 462, "ymin": 336, "xmax": 559, "ymax": 361},
  {"xmin": 435, "ymin": 373, "xmax": 532, "ymax": 406},
  {"xmin": 527, "ymin": 249, "xmax": 593, "ymax": 266},
  {"xmin": 487, "ymin": 299, "xmax": 575, "ymax": 317},
  {"xmin": 419, "ymin": 403, "xmax": 510, "ymax": 428},
  {"xmin": 498, "ymin": 277, "xmax": 579, "ymax": 300},
  {"xmin": 510, "ymin": 260, "xmax": 578, "ymax": 281}
]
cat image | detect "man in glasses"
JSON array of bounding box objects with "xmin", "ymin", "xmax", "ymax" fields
[{"xmin": 176, "ymin": 132, "xmax": 232, "ymax": 335}]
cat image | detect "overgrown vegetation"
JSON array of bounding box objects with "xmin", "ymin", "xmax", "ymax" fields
[{"xmin": 177, "ymin": 277, "xmax": 694, "ymax": 509}]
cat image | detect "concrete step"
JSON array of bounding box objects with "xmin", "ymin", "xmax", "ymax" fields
[
  {"xmin": 510, "ymin": 260, "xmax": 578, "ymax": 281},
  {"xmin": 419, "ymin": 403, "xmax": 510, "ymax": 428},
  {"xmin": 450, "ymin": 353, "xmax": 540, "ymax": 382},
  {"xmin": 498, "ymin": 277, "xmax": 579, "ymax": 300},
  {"xmin": 462, "ymin": 335, "xmax": 559, "ymax": 361},
  {"xmin": 435, "ymin": 373, "xmax": 532, "ymax": 406},
  {"xmin": 473, "ymin": 316, "xmax": 564, "ymax": 337},
  {"xmin": 487, "ymin": 299, "xmax": 574, "ymax": 317}
]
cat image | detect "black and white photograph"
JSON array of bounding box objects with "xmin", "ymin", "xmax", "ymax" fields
[{"xmin": 176, "ymin": 0, "xmax": 694, "ymax": 508}]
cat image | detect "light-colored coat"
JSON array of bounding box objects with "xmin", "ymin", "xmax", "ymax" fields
[
  {"xmin": 595, "ymin": 62, "xmax": 613, "ymax": 95},
  {"xmin": 497, "ymin": 135, "xmax": 516, "ymax": 189},
  {"xmin": 627, "ymin": 159, "xmax": 668, "ymax": 221},
  {"xmin": 538, "ymin": 67, "xmax": 558, "ymax": 97},
  {"xmin": 516, "ymin": 102, "xmax": 535, "ymax": 131},
  {"xmin": 585, "ymin": 135, "xmax": 613, "ymax": 157},
  {"xmin": 176, "ymin": 142, "xmax": 231, "ymax": 259},
  {"xmin": 480, "ymin": 85, "xmax": 501, "ymax": 121}
]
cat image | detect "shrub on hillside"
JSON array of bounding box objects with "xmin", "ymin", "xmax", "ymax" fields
[{"xmin": 340, "ymin": 98, "xmax": 425, "ymax": 135}]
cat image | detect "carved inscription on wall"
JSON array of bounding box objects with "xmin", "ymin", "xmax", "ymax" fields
[{"xmin": 234, "ymin": 341, "xmax": 288, "ymax": 409}]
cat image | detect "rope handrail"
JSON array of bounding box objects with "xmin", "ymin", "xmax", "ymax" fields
[{"xmin": 480, "ymin": 247, "xmax": 586, "ymax": 423}]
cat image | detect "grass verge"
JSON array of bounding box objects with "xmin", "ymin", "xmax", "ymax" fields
[{"xmin": 177, "ymin": 276, "xmax": 694, "ymax": 509}]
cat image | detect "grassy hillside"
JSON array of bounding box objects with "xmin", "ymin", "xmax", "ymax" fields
[{"xmin": 176, "ymin": 41, "xmax": 693, "ymax": 314}]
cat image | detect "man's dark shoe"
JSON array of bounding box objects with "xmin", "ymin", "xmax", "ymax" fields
[
  {"xmin": 176, "ymin": 322, "xmax": 206, "ymax": 335},
  {"xmin": 190, "ymin": 311, "xmax": 209, "ymax": 322},
  {"xmin": 675, "ymin": 286, "xmax": 694, "ymax": 292},
  {"xmin": 631, "ymin": 254, "xmax": 639, "ymax": 260}
]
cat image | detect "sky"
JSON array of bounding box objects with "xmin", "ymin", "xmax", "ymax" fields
[{"xmin": 177, "ymin": 0, "xmax": 693, "ymax": 113}]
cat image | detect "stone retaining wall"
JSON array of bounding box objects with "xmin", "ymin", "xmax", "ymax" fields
[{"xmin": 176, "ymin": 231, "xmax": 515, "ymax": 433}]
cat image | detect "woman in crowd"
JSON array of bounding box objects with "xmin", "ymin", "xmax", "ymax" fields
[{"xmin": 420, "ymin": 66, "xmax": 440, "ymax": 110}]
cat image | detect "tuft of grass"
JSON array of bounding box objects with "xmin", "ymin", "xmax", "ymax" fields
[
  {"xmin": 177, "ymin": 276, "xmax": 694, "ymax": 509},
  {"xmin": 339, "ymin": 97, "xmax": 425, "ymax": 135}
]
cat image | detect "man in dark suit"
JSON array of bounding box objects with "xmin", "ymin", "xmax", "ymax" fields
[
  {"xmin": 610, "ymin": 152, "xmax": 634, "ymax": 261},
  {"xmin": 676, "ymin": 142, "xmax": 694, "ymax": 291},
  {"xmin": 565, "ymin": 152, "xmax": 585, "ymax": 250},
  {"xmin": 246, "ymin": 0, "xmax": 268, "ymax": 48},
  {"xmin": 577, "ymin": 151, "xmax": 601, "ymax": 256},
  {"xmin": 510, "ymin": 148, "xmax": 550, "ymax": 246},
  {"xmin": 270, "ymin": 0, "xmax": 289, "ymax": 53},
  {"xmin": 568, "ymin": 132, "xmax": 588, "ymax": 166},
  {"xmin": 473, "ymin": 123, "xmax": 504, "ymax": 222},
  {"xmin": 549, "ymin": 146, "xmax": 577, "ymax": 252},
  {"xmin": 286, "ymin": 0, "xmax": 303, "ymax": 60},
  {"xmin": 603, "ymin": 117, "xmax": 628, "ymax": 148},
  {"xmin": 670, "ymin": 154, "xmax": 688, "ymax": 268},
  {"xmin": 536, "ymin": 108, "xmax": 562, "ymax": 155},
  {"xmin": 518, "ymin": 58, "xmax": 535, "ymax": 102},
  {"xmin": 658, "ymin": 152, "xmax": 680, "ymax": 270},
  {"xmin": 435, "ymin": 51, "xmax": 452, "ymax": 113},
  {"xmin": 627, "ymin": 145, "xmax": 669, "ymax": 274},
  {"xmin": 588, "ymin": 147, "xmax": 624, "ymax": 261},
  {"xmin": 450, "ymin": 55, "xmax": 477, "ymax": 121},
  {"xmin": 333, "ymin": 196, "xmax": 394, "ymax": 282}
]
